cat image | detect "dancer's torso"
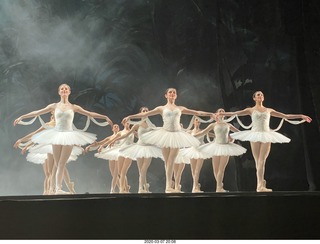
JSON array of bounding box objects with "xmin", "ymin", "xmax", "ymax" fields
[{"xmin": 162, "ymin": 108, "xmax": 181, "ymax": 132}]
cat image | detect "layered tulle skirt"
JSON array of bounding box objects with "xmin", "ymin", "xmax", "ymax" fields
[
  {"xmin": 174, "ymin": 152, "xmax": 190, "ymax": 164},
  {"xmin": 119, "ymin": 143, "xmax": 163, "ymax": 161},
  {"xmin": 141, "ymin": 128, "xmax": 200, "ymax": 148},
  {"xmin": 198, "ymin": 142, "xmax": 247, "ymax": 158},
  {"xmin": 26, "ymin": 144, "xmax": 83, "ymax": 164},
  {"xmin": 179, "ymin": 146, "xmax": 207, "ymax": 160},
  {"xmin": 26, "ymin": 153, "xmax": 48, "ymax": 165},
  {"xmin": 31, "ymin": 128, "xmax": 96, "ymax": 146},
  {"xmin": 230, "ymin": 130, "xmax": 290, "ymax": 143},
  {"xmin": 95, "ymin": 146, "xmax": 122, "ymax": 161}
]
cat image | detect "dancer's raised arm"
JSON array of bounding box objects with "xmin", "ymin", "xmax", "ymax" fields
[
  {"xmin": 180, "ymin": 106, "xmax": 215, "ymax": 118},
  {"xmin": 270, "ymin": 109, "xmax": 312, "ymax": 122},
  {"xmin": 122, "ymin": 106, "xmax": 162, "ymax": 124},
  {"xmin": 219, "ymin": 107, "xmax": 252, "ymax": 117},
  {"xmin": 74, "ymin": 104, "xmax": 113, "ymax": 126},
  {"xmin": 13, "ymin": 104, "xmax": 55, "ymax": 126}
]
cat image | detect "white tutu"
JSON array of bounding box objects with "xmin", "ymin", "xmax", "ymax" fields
[
  {"xmin": 31, "ymin": 128, "xmax": 96, "ymax": 146},
  {"xmin": 29, "ymin": 144, "xmax": 52, "ymax": 154},
  {"xmin": 28, "ymin": 144, "xmax": 83, "ymax": 156},
  {"xmin": 230, "ymin": 131, "xmax": 290, "ymax": 143},
  {"xmin": 174, "ymin": 152, "xmax": 190, "ymax": 164},
  {"xmin": 199, "ymin": 142, "xmax": 247, "ymax": 157},
  {"xmin": 95, "ymin": 146, "xmax": 120, "ymax": 161},
  {"xmin": 26, "ymin": 153, "xmax": 47, "ymax": 165},
  {"xmin": 141, "ymin": 128, "xmax": 200, "ymax": 148},
  {"xmin": 119, "ymin": 143, "xmax": 163, "ymax": 160},
  {"xmin": 179, "ymin": 146, "xmax": 207, "ymax": 159},
  {"xmin": 26, "ymin": 151, "xmax": 79, "ymax": 165}
]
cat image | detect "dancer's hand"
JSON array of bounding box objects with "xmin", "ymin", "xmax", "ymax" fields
[
  {"xmin": 98, "ymin": 145, "xmax": 104, "ymax": 153},
  {"xmin": 21, "ymin": 147, "xmax": 27, "ymax": 155},
  {"xmin": 211, "ymin": 113, "xmax": 217, "ymax": 121},
  {"xmin": 302, "ymin": 115, "xmax": 312, "ymax": 123},
  {"xmin": 13, "ymin": 117, "xmax": 22, "ymax": 126},
  {"xmin": 106, "ymin": 116, "xmax": 113, "ymax": 127},
  {"xmin": 13, "ymin": 139, "xmax": 22, "ymax": 148},
  {"xmin": 122, "ymin": 116, "xmax": 129, "ymax": 125}
]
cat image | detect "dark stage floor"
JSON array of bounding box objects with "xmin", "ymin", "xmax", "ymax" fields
[{"xmin": 0, "ymin": 191, "xmax": 319, "ymax": 239}]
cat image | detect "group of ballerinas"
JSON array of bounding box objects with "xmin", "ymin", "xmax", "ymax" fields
[{"xmin": 13, "ymin": 84, "xmax": 312, "ymax": 195}]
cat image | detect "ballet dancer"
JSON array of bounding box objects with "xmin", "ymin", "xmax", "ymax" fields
[
  {"xmin": 85, "ymin": 124, "xmax": 121, "ymax": 193},
  {"xmin": 195, "ymin": 108, "xmax": 247, "ymax": 192},
  {"xmin": 219, "ymin": 91, "xmax": 312, "ymax": 192},
  {"xmin": 14, "ymin": 83, "xmax": 113, "ymax": 194},
  {"xmin": 122, "ymin": 88, "xmax": 215, "ymax": 193},
  {"xmin": 107, "ymin": 107, "xmax": 162, "ymax": 193}
]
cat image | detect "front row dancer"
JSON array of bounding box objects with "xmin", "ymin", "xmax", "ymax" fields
[
  {"xmin": 122, "ymin": 88, "xmax": 215, "ymax": 193},
  {"xmin": 218, "ymin": 91, "xmax": 312, "ymax": 192},
  {"xmin": 13, "ymin": 83, "xmax": 113, "ymax": 194}
]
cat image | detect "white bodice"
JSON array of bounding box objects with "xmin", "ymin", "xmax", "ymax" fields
[
  {"xmin": 118, "ymin": 130, "xmax": 134, "ymax": 146},
  {"xmin": 54, "ymin": 108, "xmax": 74, "ymax": 131},
  {"xmin": 214, "ymin": 123, "xmax": 230, "ymax": 144},
  {"xmin": 162, "ymin": 108, "xmax": 182, "ymax": 132},
  {"xmin": 251, "ymin": 110, "xmax": 270, "ymax": 132},
  {"xmin": 191, "ymin": 130, "xmax": 205, "ymax": 144},
  {"xmin": 137, "ymin": 126, "xmax": 152, "ymax": 145}
]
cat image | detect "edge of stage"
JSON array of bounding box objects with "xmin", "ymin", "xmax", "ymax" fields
[{"xmin": 0, "ymin": 191, "xmax": 320, "ymax": 240}]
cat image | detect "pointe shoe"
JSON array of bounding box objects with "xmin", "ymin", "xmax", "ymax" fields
[
  {"xmin": 67, "ymin": 182, "xmax": 76, "ymax": 194},
  {"xmin": 55, "ymin": 189, "xmax": 71, "ymax": 195},
  {"xmin": 192, "ymin": 188, "xmax": 204, "ymax": 193},
  {"xmin": 256, "ymin": 186, "xmax": 273, "ymax": 192},
  {"xmin": 138, "ymin": 188, "xmax": 148, "ymax": 193},
  {"xmin": 192, "ymin": 183, "xmax": 203, "ymax": 193},
  {"xmin": 124, "ymin": 184, "xmax": 131, "ymax": 193},
  {"xmin": 263, "ymin": 180, "xmax": 267, "ymax": 188},
  {"xmin": 175, "ymin": 184, "xmax": 184, "ymax": 193},
  {"xmin": 144, "ymin": 183, "xmax": 151, "ymax": 193},
  {"xmin": 48, "ymin": 188, "xmax": 55, "ymax": 195},
  {"xmin": 216, "ymin": 188, "xmax": 228, "ymax": 193},
  {"xmin": 165, "ymin": 187, "xmax": 176, "ymax": 193}
]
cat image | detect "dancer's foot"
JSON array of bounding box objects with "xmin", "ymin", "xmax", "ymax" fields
[
  {"xmin": 216, "ymin": 188, "xmax": 228, "ymax": 193},
  {"xmin": 124, "ymin": 184, "xmax": 131, "ymax": 193},
  {"xmin": 263, "ymin": 179, "xmax": 267, "ymax": 188},
  {"xmin": 138, "ymin": 188, "xmax": 148, "ymax": 193},
  {"xmin": 67, "ymin": 182, "xmax": 76, "ymax": 194},
  {"xmin": 55, "ymin": 189, "xmax": 71, "ymax": 195},
  {"xmin": 165, "ymin": 187, "xmax": 176, "ymax": 193},
  {"xmin": 144, "ymin": 183, "xmax": 151, "ymax": 193},
  {"xmin": 192, "ymin": 188, "xmax": 204, "ymax": 193},
  {"xmin": 175, "ymin": 184, "xmax": 184, "ymax": 193},
  {"xmin": 192, "ymin": 183, "xmax": 203, "ymax": 193},
  {"xmin": 256, "ymin": 187, "xmax": 272, "ymax": 192}
]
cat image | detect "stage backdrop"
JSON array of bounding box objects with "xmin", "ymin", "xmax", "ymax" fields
[{"xmin": 0, "ymin": 0, "xmax": 319, "ymax": 195}]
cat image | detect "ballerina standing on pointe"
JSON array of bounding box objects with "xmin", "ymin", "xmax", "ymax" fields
[
  {"xmin": 122, "ymin": 88, "xmax": 215, "ymax": 193},
  {"xmin": 195, "ymin": 108, "xmax": 247, "ymax": 192},
  {"xmin": 14, "ymin": 83, "xmax": 113, "ymax": 194},
  {"xmin": 218, "ymin": 91, "xmax": 312, "ymax": 192}
]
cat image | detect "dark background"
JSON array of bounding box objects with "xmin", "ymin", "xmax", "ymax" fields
[{"xmin": 0, "ymin": 0, "xmax": 319, "ymax": 195}]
